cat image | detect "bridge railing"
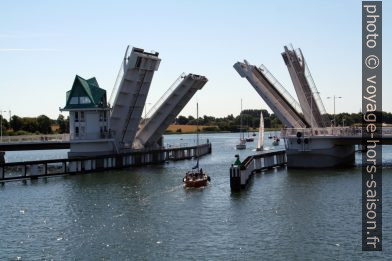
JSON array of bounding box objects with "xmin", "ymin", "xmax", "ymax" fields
[
  {"xmin": 281, "ymin": 127, "xmax": 392, "ymax": 137},
  {"xmin": 258, "ymin": 64, "xmax": 303, "ymax": 115},
  {"xmin": 0, "ymin": 134, "xmax": 70, "ymax": 143},
  {"xmin": 143, "ymin": 72, "xmax": 186, "ymax": 122},
  {"xmin": 109, "ymin": 45, "xmax": 130, "ymax": 107}
]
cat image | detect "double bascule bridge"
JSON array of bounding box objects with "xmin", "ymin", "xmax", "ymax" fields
[{"xmin": 1, "ymin": 44, "xmax": 391, "ymax": 184}]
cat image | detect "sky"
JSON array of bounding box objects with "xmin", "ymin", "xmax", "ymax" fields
[{"xmin": 0, "ymin": 0, "xmax": 390, "ymax": 119}]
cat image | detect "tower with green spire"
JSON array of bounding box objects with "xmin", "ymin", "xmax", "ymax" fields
[{"xmin": 61, "ymin": 75, "xmax": 115, "ymax": 157}]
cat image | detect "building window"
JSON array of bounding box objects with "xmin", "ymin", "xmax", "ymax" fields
[
  {"xmin": 79, "ymin": 96, "xmax": 91, "ymax": 104},
  {"xmin": 80, "ymin": 111, "xmax": 85, "ymax": 122},
  {"xmin": 103, "ymin": 111, "xmax": 107, "ymax": 122},
  {"xmin": 75, "ymin": 112, "xmax": 79, "ymax": 122},
  {"xmin": 75, "ymin": 127, "xmax": 79, "ymax": 137},
  {"xmin": 70, "ymin": 97, "xmax": 78, "ymax": 104}
]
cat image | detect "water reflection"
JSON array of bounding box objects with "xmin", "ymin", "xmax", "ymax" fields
[{"xmin": 0, "ymin": 133, "xmax": 391, "ymax": 259}]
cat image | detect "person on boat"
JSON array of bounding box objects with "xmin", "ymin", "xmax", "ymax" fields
[{"xmin": 200, "ymin": 168, "xmax": 203, "ymax": 174}]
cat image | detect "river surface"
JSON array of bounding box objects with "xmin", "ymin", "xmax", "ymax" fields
[{"xmin": 0, "ymin": 132, "xmax": 391, "ymax": 260}]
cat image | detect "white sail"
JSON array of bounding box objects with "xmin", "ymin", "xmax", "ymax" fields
[{"xmin": 256, "ymin": 111, "xmax": 264, "ymax": 151}]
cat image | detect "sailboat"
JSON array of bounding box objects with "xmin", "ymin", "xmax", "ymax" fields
[
  {"xmin": 245, "ymin": 118, "xmax": 254, "ymax": 142},
  {"xmin": 236, "ymin": 99, "xmax": 246, "ymax": 150},
  {"xmin": 256, "ymin": 110, "xmax": 264, "ymax": 151},
  {"xmin": 183, "ymin": 103, "xmax": 211, "ymax": 188}
]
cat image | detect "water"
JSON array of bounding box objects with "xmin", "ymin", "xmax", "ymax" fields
[{"xmin": 0, "ymin": 132, "xmax": 391, "ymax": 260}]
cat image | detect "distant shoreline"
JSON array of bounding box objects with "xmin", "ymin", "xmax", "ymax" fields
[{"xmin": 164, "ymin": 125, "xmax": 280, "ymax": 135}]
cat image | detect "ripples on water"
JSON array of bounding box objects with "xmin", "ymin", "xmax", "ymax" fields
[{"xmin": 0, "ymin": 133, "xmax": 391, "ymax": 260}]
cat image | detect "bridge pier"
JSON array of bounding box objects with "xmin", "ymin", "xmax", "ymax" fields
[
  {"xmin": 230, "ymin": 150, "xmax": 287, "ymax": 191},
  {"xmin": 0, "ymin": 151, "xmax": 4, "ymax": 164},
  {"xmin": 284, "ymin": 135, "xmax": 356, "ymax": 168}
]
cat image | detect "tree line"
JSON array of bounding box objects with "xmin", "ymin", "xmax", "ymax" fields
[
  {"xmin": 2, "ymin": 110, "xmax": 392, "ymax": 135},
  {"xmin": 0, "ymin": 114, "xmax": 69, "ymax": 135},
  {"xmin": 174, "ymin": 109, "xmax": 283, "ymax": 132},
  {"xmin": 174, "ymin": 110, "xmax": 392, "ymax": 132}
]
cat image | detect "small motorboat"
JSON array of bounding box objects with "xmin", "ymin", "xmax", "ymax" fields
[
  {"xmin": 183, "ymin": 169, "xmax": 210, "ymax": 188},
  {"xmin": 183, "ymin": 103, "xmax": 211, "ymax": 188}
]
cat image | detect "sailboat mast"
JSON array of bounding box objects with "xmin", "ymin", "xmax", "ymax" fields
[
  {"xmin": 196, "ymin": 102, "xmax": 199, "ymax": 147},
  {"xmin": 240, "ymin": 99, "xmax": 243, "ymax": 139},
  {"xmin": 196, "ymin": 102, "xmax": 199, "ymax": 170}
]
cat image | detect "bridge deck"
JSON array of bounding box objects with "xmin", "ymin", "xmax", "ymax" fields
[
  {"xmin": 0, "ymin": 141, "xmax": 70, "ymax": 151},
  {"xmin": 0, "ymin": 143, "xmax": 212, "ymax": 182}
]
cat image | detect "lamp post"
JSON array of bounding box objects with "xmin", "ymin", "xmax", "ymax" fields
[{"xmin": 326, "ymin": 95, "xmax": 342, "ymax": 127}]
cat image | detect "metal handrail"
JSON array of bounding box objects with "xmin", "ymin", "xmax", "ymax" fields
[
  {"xmin": 293, "ymin": 47, "xmax": 329, "ymax": 126},
  {"xmin": 109, "ymin": 46, "xmax": 130, "ymax": 106},
  {"xmin": 258, "ymin": 64, "xmax": 303, "ymax": 114},
  {"xmin": 0, "ymin": 134, "xmax": 70, "ymax": 143},
  {"xmin": 143, "ymin": 72, "xmax": 186, "ymax": 121}
]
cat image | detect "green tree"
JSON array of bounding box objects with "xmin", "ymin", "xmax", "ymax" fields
[
  {"xmin": 21, "ymin": 117, "xmax": 38, "ymax": 133},
  {"xmin": 10, "ymin": 115, "xmax": 22, "ymax": 131},
  {"xmin": 57, "ymin": 114, "xmax": 68, "ymax": 133},
  {"xmin": 0, "ymin": 115, "xmax": 9, "ymax": 130},
  {"xmin": 36, "ymin": 115, "xmax": 52, "ymax": 134},
  {"xmin": 176, "ymin": 115, "xmax": 189, "ymax": 125}
]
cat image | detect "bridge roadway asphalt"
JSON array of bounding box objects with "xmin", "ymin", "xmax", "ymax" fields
[{"xmin": 0, "ymin": 141, "xmax": 70, "ymax": 151}]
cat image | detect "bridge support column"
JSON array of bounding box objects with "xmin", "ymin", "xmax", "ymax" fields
[{"xmin": 285, "ymin": 137, "xmax": 356, "ymax": 168}]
